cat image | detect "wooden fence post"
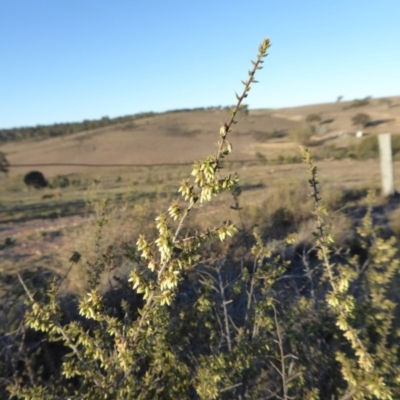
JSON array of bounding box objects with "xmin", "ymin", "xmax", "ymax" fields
[{"xmin": 378, "ymin": 133, "xmax": 395, "ymax": 197}]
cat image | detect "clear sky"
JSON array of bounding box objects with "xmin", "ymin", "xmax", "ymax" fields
[{"xmin": 1, "ymin": 0, "xmax": 399, "ymax": 129}]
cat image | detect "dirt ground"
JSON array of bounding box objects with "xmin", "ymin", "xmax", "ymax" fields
[{"xmin": 0, "ymin": 215, "xmax": 88, "ymax": 263}]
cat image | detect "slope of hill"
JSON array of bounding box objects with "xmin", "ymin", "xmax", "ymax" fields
[
  {"xmin": 0, "ymin": 112, "xmax": 157, "ymax": 144},
  {"xmin": 1, "ymin": 96, "xmax": 399, "ymax": 177}
]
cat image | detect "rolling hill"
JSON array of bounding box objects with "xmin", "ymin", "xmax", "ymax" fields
[{"xmin": 1, "ymin": 96, "xmax": 399, "ymax": 177}]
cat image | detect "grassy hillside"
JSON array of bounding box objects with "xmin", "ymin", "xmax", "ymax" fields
[
  {"xmin": 1, "ymin": 96, "xmax": 399, "ymax": 178},
  {"xmin": 1, "ymin": 96, "xmax": 400, "ymax": 276}
]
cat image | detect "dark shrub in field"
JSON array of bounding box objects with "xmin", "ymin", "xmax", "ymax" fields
[
  {"xmin": 352, "ymin": 112, "xmax": 371, "ymax": 128},
  {"xmin": 49, "ymin": 174, "xmax": 70, "ymax": 189},
  {"xmin": 23, "ymin": 171, "xmax": 48, "ymax": 189},
  {"xmin": 0, "ymin": 151, "xmax": 9, "ymax": 173}
]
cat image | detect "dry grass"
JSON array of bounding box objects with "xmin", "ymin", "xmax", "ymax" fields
[{"xmin": 2, "ymin": 96, "xmax": 399, "ymax": 178}]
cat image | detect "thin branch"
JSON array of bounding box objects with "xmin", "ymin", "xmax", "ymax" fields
[
  {"xmin": 220, "ymin": 382, "xmax": 243, "ymax": 393},
  {"xmin": 17, "ymin": 273, "xmax": 35, "ymax": 303},
  {"xmin": 217, "ymin": 267, "xmax": 232, "ymax": 352},
  {"xmin": 244, "ymin": 258, "xmax": 258, "ymax": 328},
  {"xmin": 273, "ymin": 304, "xmax": 288, "ymax": 400}
]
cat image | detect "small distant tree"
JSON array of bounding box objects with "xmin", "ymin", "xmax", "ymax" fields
[
  {"xmin": 352, "ymin": 113, "xmax": 371, "ymax": 128},
  {"xmin": 349, "ymin": 97, "xmax": 370, "ymax": 108},
  {"xmin": 306, "ymin": 114, "xmax": 321, "ymax": 123},
  {"xmin": 337, "ymin": 95, "xmax": 343, "ymax": 103},
  {"xmin": 0, "ymin": 151, "xmax": 9, "ymax": 174}
]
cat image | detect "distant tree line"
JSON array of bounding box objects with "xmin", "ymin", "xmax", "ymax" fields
[
  {"xmin": 0, "ymin": 106, "xmax": 247, "ymax": 145},
  {"xmin": 164, "ymin": 105, "xmax": 248, "ymax": 113},
  {"xmin": 0, "ymin": 112, "xmax": 155, "ymax": 145}
]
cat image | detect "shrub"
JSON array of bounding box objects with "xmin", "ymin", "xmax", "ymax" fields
[
  {"xmin": 306, "ymin": 113, "xmax": 321, "ymax": 123},
  {"xmin": 353, "ymin": 135, "xmax": 378, "ymax": 159},
  {"xmin": 352, "ymin": 112, "xmax": 371, "ymax": 128},
  {"xmin": 326, "ymin": 134, "xmax": 400, "ymax": 161},
  {"xmin": 23, "ymin": 171, "xmax": 48, "ymax": 189},
  {"xmin": 391, "ymin": 134, "xmax": 400, "ymax": 155},
  {"xmin": 252, "ymin": 129, "xmax": 286, "ymax": 142},
  {"xmin": 49, "ymin": 174, "xmax": 70, "ymax": 189},
  {"xmin": 325, "ymin": 145, "xmax": 352, "ymax": 160},
  {"xmin": 0, "ymin": 151, "xmax": 9, "ymax": 174},
  {"xmin": 344, "ymin": 97, "xmax": 371, "ymax": 109},
  {"xmin": 255, "ymin": 151, "xmax": 267, "ymax": 164}
]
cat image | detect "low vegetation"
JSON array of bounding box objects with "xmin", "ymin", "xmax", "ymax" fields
[
  {"xmin": 305, "ymin": 113, "xmax": 321, "ymax": 123},
  {"xmin": 253, "ymin": 129, "xmax": 287, "ymax": 142},
  {"xmin": 1, "ymin": 39, "xmax": 400, "ymax": 400},
  {"xmin": 344, "ymin": 97, "xmax": 372, "ymax": 110},
  {"xmin": 0, "ymin": 151, "xmax": 9, "ymax": 173},
  {"xmin": 322, "ymin": 134, "xmax": 400, "ymax": 161},
  {"xmin": 352, "ymin": 113, "xmax": 372, "ymax": 128}
]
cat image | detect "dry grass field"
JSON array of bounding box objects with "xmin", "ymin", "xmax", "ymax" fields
[
  {"xmin": 1, "ymin": 96, "xmax": 400, "ymax": 293},
  {"xmin": 2, "ymin": 96, "xmax": 400, "ymax": 178}
]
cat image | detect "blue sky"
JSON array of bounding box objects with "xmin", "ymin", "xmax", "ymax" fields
[{"xmin": 1, "ymin": 0, "xmax": 399, "ymax": 129}]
